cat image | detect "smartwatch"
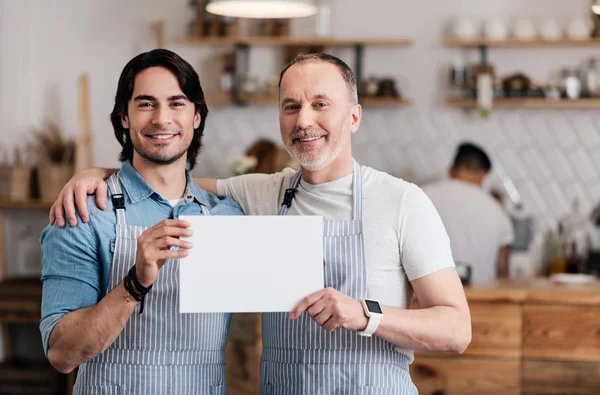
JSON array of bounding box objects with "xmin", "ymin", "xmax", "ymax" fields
[{"xmin": 358, "ymin": 299, "xmax": 383, "ymax": 337}]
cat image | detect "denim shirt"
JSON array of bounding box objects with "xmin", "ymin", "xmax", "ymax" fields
[{"xmin": 40, "ymin": 160, "xmax": 243, "ymax": 354}]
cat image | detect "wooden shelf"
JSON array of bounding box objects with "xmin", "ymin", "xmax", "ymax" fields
[
  {"xmin": 0, "ymin": 200, "xmax": 53, "ymax": 210},
  {"xmin": 206, "ymin": 93, "xmax": 411, "ymax": 107},
  {"xmin": 0, "ymin": 279, "xmax": 42, "ymax": 324},
  {"xmin": 446, "ymin": 97, "xmax": 600, "ymax": 109},
  {"xmin": 179, "ymin": 36, "xmax": 412, "ymax": 47},
  {"xmin": 360, "ymin": 97, "xmax": 410, "ymax": 106},
  {"xmin": 206, "ymin": 93, "xmax": 278, "ymax": 105},
  {"xmin": 444, "ymin": 37, "xmax": 600, "ymax": 48}
]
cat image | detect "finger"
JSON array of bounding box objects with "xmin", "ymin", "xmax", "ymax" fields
[
  {"xmin": 149, "ymin": 225, "xmax": 193, "ymax": 240},
  {"xmin": 96, "ymin": 181, "xmax": 107, "ymax": 211},
  {"xmin": 64, "ymin": 191, "xmax": 78, "ymax": 227},
  {"xmin": 307, "ymin": 298, "xmax": 327, "ymax": 318},
  {"xmin": 55, "ymin": 200, "xmax": 66, "ymax": 227},
  {"xmin": 75, "ymin": 187, "xmax": 90, "ymax": 223},
  {"xmin": 49, "ymin": 202, "xmax": 57, "ymax": 225},
  {"xmin": 291, "ymin": 290, "xmax": 326, "ymax": 319},
  {"xmin": 313, "ymin": 308, "xmax": 334, "ymax": 326},
  {"xmin": 323, "ymin": 316, "xmax": 341, "ymax": 332},
  {"xmin": 155, "ymin": 237, "xmax": 193, "ymax": 250},
  {"xmin": 157, "ymin": 249, "xmax": 189, "ymax": 260},
  {"xmin": 157, "ymin": 219, "xmax": 192, "ymax": 228}
]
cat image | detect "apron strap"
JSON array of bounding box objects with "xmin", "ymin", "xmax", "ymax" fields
[
  {"xmin": 279, "ymin": 169, "xmax": 302, "ymax": 216},
  {"xmin": 107, "ymin": 173, "xmax": 127, "ymax": 225},
  {"xmin": 351, "ymin": 160, "xmax": 362, "ymax": 221},
  {"xmin": 279, "ymin": 160, "xmax": 363, "ymax": 221}
]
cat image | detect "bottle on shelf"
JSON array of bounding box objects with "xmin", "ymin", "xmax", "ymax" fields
[
  {"xmin": 550, "ymin": 223, "xmax": 568, "ymax": 274},
  {"xmin": 566, "ymin": 241, "xmax": 581, "ymax": 274},
  {"xmin": 448, "ymin": 59, "xmax": 467, "ymax": 98}
]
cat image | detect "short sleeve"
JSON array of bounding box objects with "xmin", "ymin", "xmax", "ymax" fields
[
  {"xmin": 398, "ymin": 185, "xmax": 456, "ymax": 281},
  {"xmin": 216, "ymin": 172, "xmax": 290, "ymax": 216}
]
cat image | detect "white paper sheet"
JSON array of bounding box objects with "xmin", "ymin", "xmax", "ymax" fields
[{"xmin": 179, "ymin": 215, "xmax": 324, "ymax": 313}]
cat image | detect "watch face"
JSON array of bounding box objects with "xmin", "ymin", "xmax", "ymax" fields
[{"xmin": 365, "ymin": 299, "xmax": 382, "ymax": 314}]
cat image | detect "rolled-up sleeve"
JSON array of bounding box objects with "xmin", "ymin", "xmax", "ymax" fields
[{"xmin": 39, "ymin": 218, "xmax": 101, "ymax": 356}]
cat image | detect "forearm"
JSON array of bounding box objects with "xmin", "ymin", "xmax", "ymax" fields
[
  {"xmin": 374, "ymin": 304, "xmax": 471, "ymax": 353},
  {"xmin": 47, "ymin": 281, "xmax": 137, "ymax": 373}
]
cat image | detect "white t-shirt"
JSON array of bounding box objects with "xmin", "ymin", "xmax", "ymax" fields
[
  {"xmin": 168, "ymin": 198, "xmax": 184, "ymax": 208},
  {"xmin": 217, "ymin": 166, "xmax": 455, "ymax": 358},
  {"xmin": 422, "ymin": 178, "xmax": 514, "ymax": 284}
]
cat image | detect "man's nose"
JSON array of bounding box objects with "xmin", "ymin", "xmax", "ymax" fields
[
  {"xmin": 152, "ymin": 105, "xmax": 172, "ymax": 126},
  {"xmin": 296, "ymin": 107, "xmax": 316, "ymax": 130}
]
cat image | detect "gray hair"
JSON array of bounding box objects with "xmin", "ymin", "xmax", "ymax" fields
[{"xmin": 278, "ymin": 53, "xmax": 359, "ymax": 104}]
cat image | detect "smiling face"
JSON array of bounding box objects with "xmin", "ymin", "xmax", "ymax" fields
[
  {"xmin": 279, "ymin": 60, "xmax": 361, "ymax": 174},
  {"xmin": 121, "ymin": 66, "xmax": 201, "ymax": 168}
]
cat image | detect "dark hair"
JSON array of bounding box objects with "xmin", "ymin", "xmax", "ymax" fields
[
  {"xmin": 110, "ymin": 49, "xmax": 208, "ymax": 170},
  {"xmin": 278, "ymin": 53, "xmax": 358, "ymax": 104},
  {"xmin": 451, "ymin": 142, "xmax": 492, "ymax": 173}
]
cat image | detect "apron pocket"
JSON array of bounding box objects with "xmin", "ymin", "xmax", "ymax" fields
[
  {"xmin": 210, "ymin": 385, "xmax": 226, "ymax": 395},
  {"xmin": 76, "ymin": 386, "xmax": 121, "ymax": 395}
]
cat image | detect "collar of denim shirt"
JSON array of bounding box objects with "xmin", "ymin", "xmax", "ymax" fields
[{"xmin": 117, "ymin": 160, "xmax": 212, "ymax": 208}]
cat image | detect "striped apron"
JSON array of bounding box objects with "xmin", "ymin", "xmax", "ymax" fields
[
  {"xmin": 260, "ymin": 161, "xmax": 417, "ymax": 395},
  {"xmin": 72, "ymin": 173, "xmax": 229, "ymax": 395}
]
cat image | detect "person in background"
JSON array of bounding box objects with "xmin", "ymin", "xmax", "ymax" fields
[
  {"xmin": 423, "ymin": 142, "xmax": 514, "ymax": 284},
  {"xmin": 39, "ymin": 49, "xmax": 243, "ymax": 394},
  {"xmin": 47, "ymin": 53, "xmax": 471, "ymax": 394}
]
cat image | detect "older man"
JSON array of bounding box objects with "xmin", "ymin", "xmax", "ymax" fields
[{"xmin": 49, "ymin": 53, "xmax": 470, "ymax": 394}]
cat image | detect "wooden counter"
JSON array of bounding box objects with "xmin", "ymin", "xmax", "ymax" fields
[{"xmin": 411, "ymin": 278, "xmax": 600, "ymax": 395}]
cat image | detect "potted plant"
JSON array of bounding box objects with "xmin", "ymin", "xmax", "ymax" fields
[{"xmin": 30, "ymin": 121, "xmax": 75, "ymax": 202}]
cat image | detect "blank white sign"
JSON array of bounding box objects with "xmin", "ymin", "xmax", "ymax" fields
[{"xmin": 179, "ymin": 215, "xmax": 324, "ymax": 313}]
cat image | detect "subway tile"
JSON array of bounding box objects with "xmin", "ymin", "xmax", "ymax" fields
[
  {"xmin": 568, "ymin": 148, "xmax": 598, "ymax": 184},
  {"xmin": 574, "ymin": 117, "xmax": 600, "ymax": 148}
]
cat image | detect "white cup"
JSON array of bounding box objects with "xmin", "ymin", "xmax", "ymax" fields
[
  {"xmin": 539, "ymin": 18, "xmax": 562, "ymax": 40},
  {"xmin": 513, "ymin": 18, "xmax": 537, "ymax": 40},
  {"xmin": 566, "ymin": 16, "xmax": 592, "ymax": 39},
  {"xmin": 484, "ymin": 19, "xmax": 509, "ymax": 40},
  {"xmin": 453, "ymin": 17, "xmax": 479, "ymax": 39}
]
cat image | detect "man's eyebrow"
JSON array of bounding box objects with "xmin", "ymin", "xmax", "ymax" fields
[
  {"xmin": 281, "ymin": 94, "xmax": 330, "ymax": 105},
  {"xmin": 133, "ymin": 95, "xmax": 189, "ymax": 101},
  {"xmin": 133, "ymin": 95, "xmax": 156, "ymax": 102},
  {"xmin": 280, "ymin": 97, "xmax": 298, "ymax": 105},
  {"xmin": 168, "ymin": 95, "xmax": 189, "ymax": 101}
]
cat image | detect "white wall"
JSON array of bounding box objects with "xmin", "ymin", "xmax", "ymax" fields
[{"xmin": 1, "ymin": 0, "xmax": 600, "ymax": 358}]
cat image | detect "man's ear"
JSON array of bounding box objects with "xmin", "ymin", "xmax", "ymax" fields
[
  {"xmin": 194, "ymin": 112, "xmax": 201, "ymax": 129},
  {"xmin": 351, "ymin": 104, "xmax": 362, "ymax": 133},
  {"xmin": 121, "ymin": 115, "xmax": 129, "ymax": 129}
]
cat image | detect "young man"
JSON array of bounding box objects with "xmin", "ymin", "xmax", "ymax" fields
[
  {"xmin": 423, "ymin": 142, "xmax": 514, "ymax": 284},
  {"xmin": 49, "ymin": 53, "xmax": 471, "ymax": 394},
  {"xmin": 40, "ymin": 49, "xmax": 242, "ymax": 395}
]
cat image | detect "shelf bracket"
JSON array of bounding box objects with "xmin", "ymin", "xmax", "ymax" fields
[
  {"xmin": 233, "ymin": 43, "xmax": 250, "ymax": 106},
  {"xmin": 478, "ymin": 44, "xmax": 488, "ymax": 68}
]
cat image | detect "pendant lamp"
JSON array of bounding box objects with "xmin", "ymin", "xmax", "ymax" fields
[{"xmin": 206, "ymin": 0, "xmax": 318, "ymax": 19}]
